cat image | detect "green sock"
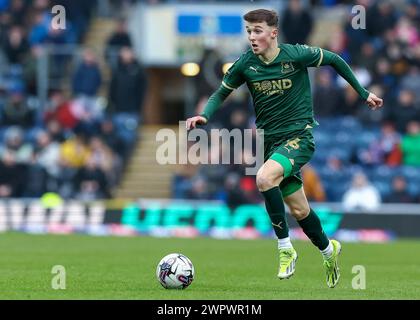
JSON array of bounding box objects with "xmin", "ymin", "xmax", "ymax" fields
[
  {"xmin": 261, "ymin": 187, "xmax": 289, "ymax": 239},
  {"xmin": 297, "ymin": 208, "xmax": 329, "ymax": 250}
]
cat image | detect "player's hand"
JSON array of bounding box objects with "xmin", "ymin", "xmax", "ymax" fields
[
  {"xmin": 366, "ymin": 92, "xmax": 383, "ymax": 110},
  {"xmin": 186, "ymin": 115, "xmax": 208, "ymax": 130}
]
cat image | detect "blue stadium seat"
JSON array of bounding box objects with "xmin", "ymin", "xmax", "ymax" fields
[
  {"xmin": 24, "ymin": 127, "xmax": 43, "ymax": 144},
  {"xmin": 112, "ymin": 113, "xmax": 139, "ymax": 146},
  {"xmin": 333, "ymin": 131, "xmax": 354, "ymax": 145},
  {"xmin": 329, "ymin": 147, "xmax": 352, "ymax": 162},
  {"xmin": 399, "ymin": 166, "xmax": 420, "ymax": 181},
  {"xmin": 338, "ymin": 116, "xmax": 362, "ymax": 131},
  {"xmin": 325, "ymin": 182, "xmax": 349, "ymax": 202},
  {"xmin": 0, "ymin": 127, "xmax": 6, "ymax": 143},
  {"xmin": 372, "ymin": 181, "xmax": 392, "ymax": 198},
  {"xmin": 408, "ymin": 182, "xmax": 420, "ymax": 197},
  {"xmin": 312, "ymin": 147, "xmax": 329, "ymax": 162},
  {"xmin": 356, "ymin": 130, "xmax": 379, "ymax": 147},
  {"xmin": 313, "ymin": 130, "xmax": 330, "ymax": 146},
  {"xmin": 371, "ymin": 165, "xmax": 395, "ymax": 180}
]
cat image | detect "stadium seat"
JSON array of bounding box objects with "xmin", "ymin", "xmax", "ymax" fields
[
  {"xmin": 372, "ymin": 181, "xmax": 392, "ymax": 198},
  {"xmin": 407, "ymin": 182, "xmax": 420, "ymax": 197},
  {"xmin": 112, "ymin": 113, "xmax": 139, "ymax": 146},
  {"xmin": 24, "ymin": 127, "xmax": 43, "ymax": 144},
  {"xmin": 356, "ymin": 130, "xmax": 379, "ymax": 147},
  {"xmin": 399, "ymin": 166, "xmax": 420, "ymax": 181}
]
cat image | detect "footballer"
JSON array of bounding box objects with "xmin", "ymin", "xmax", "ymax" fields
[{"xmin": 186, "ymin": 9, "xmax": 383, "ymax": 288}]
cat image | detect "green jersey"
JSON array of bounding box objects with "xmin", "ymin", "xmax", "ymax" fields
[
  {"xmin": 222, "ymin": 43, "xmax": 323, "ymax": 137},
  {"xmin": 200, "ymin": 44, "xmax": 369, "ymax": 136}
]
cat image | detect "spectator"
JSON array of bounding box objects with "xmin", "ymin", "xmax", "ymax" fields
[
  {"xmin": 384, "ymin": 176, "xmax": 414, "ymax": 203},
  {"xmin": 0, "ymin": 150, "xmax": 24, "ymax": 197},
  {"xmin": 313, "ymin": 69, "xmax": 343, "ymax": 116},
  {"xmin": 400, "ymin": 66, "xmax": 420, "ymax": 107},
  {"xmin": 239, "ymin": 176, "xmax": 262, "ymax": 204},
  {"xmin": 9, "ymin": 0, "xmax": 27, "ymax": 26},
  {"xmin": 105, "ymin": 18, "xmax": 132, "ymax": 69},
  {"xmin": 326, "ymin": 25, "xmax": 349, "ymax": 62},
  {"xmin": 60, "ymin": 132, "xmax": 91, "ymax": 168},
  {"xmin": 45, "ymin": 26, "xmax": 72, "ymax": 76},
  {"xmin": 44, "ymin": 91, "xmax": 80, "ymax": 130},
  {"xmin": 23, "ymin": 156, "xmax": 48, "ymax": 197},
  {"xmin": 1, "ymin": 91, "xmax": 35, "ymax": 127},
  {"xmin": 22, "ymin": 45, "xmax": 43, "ymax": 95},
  {"xmin": 33, "ymin": 130, "xmax": 61, "ymax": 185},
  {"xmin": 0, "ymin": 126, "xmax": 33, "ymax": 164},
  {"xmin": 187, "ymin": 176, "xmax": 212, "ymax": 200},
  {"xmin": 3, "ymin": 25, "xmax": 28, "ymax": 64},
  {"xmin": 197, "ymin": 160, "xmax": 228, "ymax": 197},
  {"xmin": 326, "ymin": 155, "xmax": 344, "ymax": 173},
  {"xmin": 342, "ymin": 84, "xmax": 364, "ymax": 116},
  {"xmin": 387, "ymin": 89, "xmax": 420, "ymax": 133},
  {"xmin": 356, "ymin": 84, "xmax": 386, "ymax": 125},
  {"xmin": 401, "ymin": 121, "xmax": 420, "ymax": 166},
  {"xmin": 89, "ymin": 135, "xmax": 121, "ymax": 188},
  {"xmin": 172, "ymin": 160, "xmax": 198, "ymax": 199},
  {"xmin": 108, "ymin": 47, "xmax": 147, "ymax": 116},
  {"xmin": 45, "ymin": 92, "xmax": 103, "ymax": 133},
  {"xmin": 344, "ymin": 10, "xmax": 369, "ymax": 61},
  {"xmin": 74, "ymin": 155, "xmax": 109, "ymax": 200},
  {"xmin": 366, "ymin": 0, "xmax": 397, "ymax": 38},
  {"xmin": 223, "ymin": 172, "xmax": 247, "ymax": 208},
  {"xmin": 359, "ymin": 122, "xmax": 402, "ymax": 167},
  {"xmin": 55, "ymin": 0, "xmax": 95, "ymax": 42},
  {"xmin": 302, "ymin": 164, "xmax": 326, "ymax": 202},
  {"xmin": 394, "ymin": 16, "xmax": 420, "ymax": 48},
  {"xmin": 280, "ymin": 0, "xmax": 313, "ymax": 45},
  {"xmin": 195, "ymin": 48, "xmax": 225, "ymax": 116},
  {"xmin": 383, "ymin": 38, "xmax": 411, "ymax": 78},
  {"xmin": 99, "ymin": 118, "xmax": 127, "ymax": 158},
  {"xmin": 354, "ymin": 42, "xmax": 377, "ymax": 71},
  {"xmin": 0, "ymin": 12, "xmax": 12, "ymax": 46},
  {"xmin": 45, "ymin": 119, "xmax": 66, "ymax": 143},
  {"xmin": 28, "ymin": 10, "xmax": 49, "ymax": 46},
  {"xmin": 72, "ymin": 48, "xmax": 102, "ymax": 97},
  {"xmin": 342, "ymin": 172, "xmax": 381, "ymax": 211},
  {"xmin": 371, "ymin": 57, "xmax": 397, "ymax": 101}
]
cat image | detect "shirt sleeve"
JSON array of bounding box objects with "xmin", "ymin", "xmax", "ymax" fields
[
  {"xmin": 200, "ymin": 85, "xmax": 232, "ymax": 121},
  {"xmin": 320, "ymin": 49, "xmax": 370, "ymax": 100},
  {"xmin": 221, "ymin": 55, "xmax": 246, "ymax": 90},
  {"xmin": 292, "ymin": 44, "xmax": 324, "ymax": 68}
]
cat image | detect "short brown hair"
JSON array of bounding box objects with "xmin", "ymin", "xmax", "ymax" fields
[{"xmin": 243, "ymin": 9, "xmax": 279, "ymax": 27}]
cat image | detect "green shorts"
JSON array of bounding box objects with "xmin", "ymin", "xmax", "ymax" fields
[{"xmin": 264, "ymin": 128, "xmax": 315, "ymax": 197}]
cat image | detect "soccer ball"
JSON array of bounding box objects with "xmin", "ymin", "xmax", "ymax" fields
[{"xmin": 156, "ymin": 253, "xmax": 195, "ymax": 289}]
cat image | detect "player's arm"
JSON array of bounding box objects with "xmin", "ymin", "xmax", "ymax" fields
[
  {"xmin": 319, "ymin": 49, "xmax": 383, "ymax": 109},
  {"xmin": 186, "ymin": 85, "xmax": 233, "ymax": 130},
  {"xmin": 186, "ymin": 55, "xmax": 245, "ymax": 130}
]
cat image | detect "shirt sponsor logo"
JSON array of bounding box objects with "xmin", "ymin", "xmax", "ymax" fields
[{"xmin": 253, "ymin": 79, "xmax": 292, "ymax": 96}]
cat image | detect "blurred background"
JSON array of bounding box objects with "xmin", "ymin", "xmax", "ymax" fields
[{"xmin": 0, "ymin": 0, "xmax": 419, "ymax": 241}]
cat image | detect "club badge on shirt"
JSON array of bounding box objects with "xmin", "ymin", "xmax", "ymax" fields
[{"xmin": 281, "ymin": 62, "xmax": 294, "ymax": 74}]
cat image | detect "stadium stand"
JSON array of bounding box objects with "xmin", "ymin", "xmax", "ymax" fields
[
  {"xmin": 0, "ymin": 0, "xmax": 140, "ymax": 200},
  {"xmin": 1, "ymin": 0, "xmax": 419, "ymax": 205}
]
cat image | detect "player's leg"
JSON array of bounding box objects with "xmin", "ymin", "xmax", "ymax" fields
[
  {"xmin": 283, "ymin": 186, "xmax": 329, "ymax": 249},
  {"xmin": 256, "ymin": 158, "xmax": 297, "ymax": 279},
  {"xmin": 283, "ymin": 186, "xmax": 342, "ymax": 288}
]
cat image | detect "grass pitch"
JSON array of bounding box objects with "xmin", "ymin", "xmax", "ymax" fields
[{"xmin": 0, "ymin": 232, "xmax": 419, "ymax": 300}]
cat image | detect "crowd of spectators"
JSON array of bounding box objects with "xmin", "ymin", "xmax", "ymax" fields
[
  {"xmin": 172, "ymin": 0, "xmax": 420, "ymax": 207},
  {"xmin": 0, "ymin": 0, "xmax": 147, "ymax": 200}
]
